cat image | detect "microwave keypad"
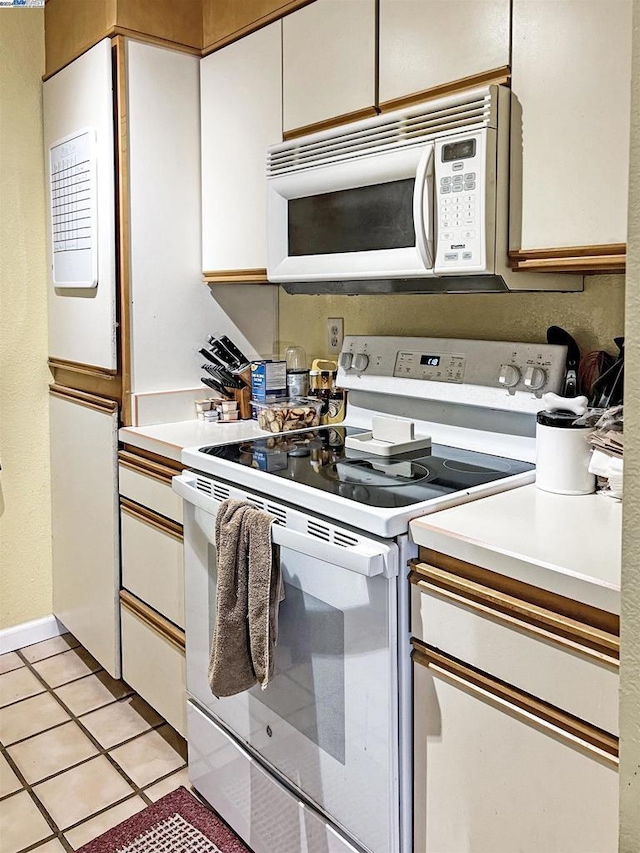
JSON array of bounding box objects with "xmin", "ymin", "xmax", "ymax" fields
[{"xmin": 434, "ymin": 134, "xmax": 484, "ymax": 271}]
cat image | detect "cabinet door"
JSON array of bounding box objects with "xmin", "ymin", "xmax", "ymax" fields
[
  {"xmin": 510, "ymin": 0, "xmax": 632, "ymax": 251},
  {"xmin": 379, "ymin": 0, "xmax": 510, "ymax": 108},
  {"xmin": 283, "ymin": 0, "xmax": 376, "ymax": 133},
  {"xmin": 44, "ymin": 39, "xmax": 116, "ymax": 371},
  {"xmin": 414, "ymin": 651, "xmax": 619, "ymax": 853},
  {"xmin": 50, "ymin": 390, "xmax": 120, "ymax": 678},
  {"xmin": 201, "ymin": 22, "xmax": 282, "ymax": 273}
]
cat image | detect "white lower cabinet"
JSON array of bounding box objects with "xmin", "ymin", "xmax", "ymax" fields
[
  {"xmin": 413, "ymin": 654, "xmax": 619, "ymax": 853},
  {"xmin": 410, "ymin": 557, "xmax": 619, "ymax": 853},
  {"xmin": 118, "ymin": 453, "xmax": 186, "ymax": 734},
  {"xmin": 121, "ymin": 601, "xmax": 186, "ymax": 736}
]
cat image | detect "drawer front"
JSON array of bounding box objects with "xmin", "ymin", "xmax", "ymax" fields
[
  {"xmin": 119, "ymin": 459, "xmax": 182, "ymax": 523},
  {"xmin": 121, "ymin": 600, "xmax": 186, "ymax": 736},
  {"xmin": 121, "ymin": 505, "xmax": 184, "ymax": 628},
  {"xmin": 413, "ymin": 649, "xmax": 618, "ymax": 853},
  {"xmin": 411, "ymin": 579, "xmax": 619, "ymax": 735}
]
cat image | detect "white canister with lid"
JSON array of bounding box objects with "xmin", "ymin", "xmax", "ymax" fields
[{"xmin": 535, "ymin": 393, "xmax": 595, "ymax": 495}]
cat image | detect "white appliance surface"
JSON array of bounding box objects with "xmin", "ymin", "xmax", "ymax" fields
[
  {"xmin": 176, "ymin": 336, "xmax": 569, "ymax": 853},
  {"xmin": 267, "ymin": 87, "xmax": 499, "ymax": 283},
  {"xmin": 182, "ymin": 336, "xmax": 568, "ymax": 537}
]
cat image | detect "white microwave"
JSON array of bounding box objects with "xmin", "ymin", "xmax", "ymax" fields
[{"xmin": 266, "ymin": 86, "xmax": 581, "ymax": 294}]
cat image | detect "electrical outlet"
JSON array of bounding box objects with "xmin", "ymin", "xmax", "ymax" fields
[{"xmin": 327, "ymin": 317, "xmax": 344, "ymax": 354}]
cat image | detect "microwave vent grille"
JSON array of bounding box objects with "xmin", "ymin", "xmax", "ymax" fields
[{"xmin": 268, "ymin": 87, "xmax": 495, "ymax": 176}]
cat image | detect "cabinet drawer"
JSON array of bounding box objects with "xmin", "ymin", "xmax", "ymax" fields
[
  {"xmin": 413, "ymin": 646, "xmax": 618, "ymax": 853},
  {"xmin": 121, "ymin": 593, "xmax": 186, "ymax": 736},
  {"xmin": 119, "ymin": 453, "xmax": 182, "ymax": 523},
  {"xmin": 121, "ymin": 500, "xmax": 184, "ymax": 628},
  {"xmin": 411, "ymin": 562, "xmax": 619, "ymax": 735}
]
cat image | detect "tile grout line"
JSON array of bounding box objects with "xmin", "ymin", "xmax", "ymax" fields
[
  {"xmin": 8, "ymin": 646, "xmax": 182, "ymax": 846},
  {"xmin": 2, "ymin": 641, "xmax": 188, "ymax": 851}
]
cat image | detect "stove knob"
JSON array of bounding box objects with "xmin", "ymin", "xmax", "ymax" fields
[
  {"xmin": 498, "ymin": 364, "xmax": 521, "ymax": 388},
  {"xmin": 352, "ymin": 352, "xmax": 369, "ymax": 372},
  {"xmin": 524, "ymin": 365, "xmax": 547, "ymax": 391},
  {"xmin": 339, "ymin": 351, "xmax": 353, "ymax": 371}
]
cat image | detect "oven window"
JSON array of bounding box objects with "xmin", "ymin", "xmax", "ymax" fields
[
  {"xmin": 253, "ymin": 583, "xmax": 346, "ymax": 764},
  {"xmin": 288, "ymin": 178, "xmax": 416, "ymax": 255}
]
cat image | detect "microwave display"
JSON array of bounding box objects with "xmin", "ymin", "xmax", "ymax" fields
[
  {"xmin": 442, "ymin": 139, "xmax": 476, "ymax": 162},
  {"xmin": 288, "ymin": 178, "xmax": 415, "ymax": 256}
]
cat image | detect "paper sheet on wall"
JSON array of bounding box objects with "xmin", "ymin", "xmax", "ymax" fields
[{"xmin": 49, "ymin": 128, "xmax": 98, "ymax": 288}]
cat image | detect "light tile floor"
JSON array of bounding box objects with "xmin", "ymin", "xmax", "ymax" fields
[{"xmin": 0, "ymin": 634, "xmax": 189, "ymax": 853}]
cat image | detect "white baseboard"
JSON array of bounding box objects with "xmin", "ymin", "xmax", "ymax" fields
[{"xmin": 0, "ymin": 615, "xmax": 67, "ymax": 655}]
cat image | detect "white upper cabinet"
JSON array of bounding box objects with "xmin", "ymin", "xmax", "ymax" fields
[
  {"xmin": 201, "ymin": 22, "xmax": 282, "ymax": 273},
  {"xmin": 44, "ymin": 39, "xmax": 117, "ymax": 371},
  {"xmin": 378, "ymin": 0, "xmax": 510, "ymax": 106},
  {"xmin": 510, "ymin": 0, "xmax": 632, "ymax": 251},
  {"xmin": 283, "ymin": 0, "xmax": 376, "ymax": 133}
]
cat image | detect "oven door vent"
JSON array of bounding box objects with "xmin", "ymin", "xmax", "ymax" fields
[
  {"xmin": 334, "ymin": 531, "xmax": 359, "ymax": 548},
  {"xmin": 213, "ymin": 483, "xmax": 230, "ymax": 502},
  {"xmin": 266, "ymin": 503, "xmax": 287, "ymax": 525},
  {"xmin": 307, "ymin": 520, "xmax": 331, "ymax": 541},
  {"xmin": 195, "ymin": 476, "xmax": 214, "ymax": 497}
]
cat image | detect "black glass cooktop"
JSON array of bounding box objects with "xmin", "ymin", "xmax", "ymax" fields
[{"xmin": 198, "ymin": 427, "xmax": 534, "ymax": 509}]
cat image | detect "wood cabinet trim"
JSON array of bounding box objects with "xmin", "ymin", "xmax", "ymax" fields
[
  {"xmin": 120, "ymin": 497, "xmax": 184, "ymax": 541},
  {"xmin": 49, "ymin": 384, "xmax": 119, "ymax": 414},
  {"xmin": 202, "ymin": 0, "xmax": 314, "ymax": 56},
  {"xmin": 202, "ymin": 268, "xmax": 270, "ymax": 284},
  {"xmin": 412, "ymin": 641, "xmax": 619, "ymax": 765},
  {"xmin": 118, "ymin": 450, "xmax": 178, "ymax": 485},
  {"xmin": 120, "ymin": 589, "xmax": 185, "ymax": 652},
  {"xmin": 411, "ymin": 567, "xmax": 619, "ymax": 665},
  {"xmin": 415, "ymin": 549, "xmax": 619, "ymax": 638},
  {"xmin": 111, "ymin": 29, "xmax": 201, "ymax": 56},
  {"xmin": 113, "ymin": 36, "xmax": 133, "ymax": 427},
  {"xmin": 120, "ymin": 444, "xmax": 183, "ymax": 472},
  {"xmin": 508, "ymin": 244, "xmax": 626, "ymax": 274},
  {"xmin": 283, "ymin": 106, "xmax": 379, "ymax": 141},
  {"xmin": 48, "ymin": 357, "xmax": 118, "ymax": 379},
  {"xmin": 378, "ymin": 66, "xmax": 511, "ymax": 114}
]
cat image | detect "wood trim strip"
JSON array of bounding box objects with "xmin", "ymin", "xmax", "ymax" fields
[
  {"xmin": 47, "ymin": 358, "xmax": 118, "ymax": 379},
  {"xmin": 111, "ymin": 28, "xmax": 202, "ymax": 56},
  {"xmin": 120, "ymin": 589, "xmax": 185, "ymax": 653},
  {"xmin": 202, "ymin": 268, "xmax": 270, "ymax": 284},
  {"xmin": 416, "ymin": 549, "xmax": 619, "ymax": 637},
  {"xmin": 49, "ymin": 384, "xmax": 119, "ymax": 414},
  {"xmin": 283, "ymin": 106, "xmax": 380, "ymax": 141},
  {"xmin": 121, "ymin": 444, "xmax": 183, "ymax": 472},
  {"xmin": 118, "ymin": 450, "xmax": 178, "ymax": 485},
  {"xmin": 411, "ymin": 568, "xmax": 619, "ymax": 665},
  {"xmin": 412, "ymin": 641, "xmax": 619, "ymax": 764},
  {"xmin": 509, "ymin": 244, "xmax": 626, "ymax": 274},
  {"xmin": 201, "ymin": 0, "xmax": 315, "ymax": 56},
  {"xmin": 120, "ymin": 497, "xmax": 184, "ymax": 541},
  {"xmin": 378, "ymin": 66, "xmax": 511, "ymax": 114},
  {"xmin": 113, "ymin": 36, "xmax": 133, "ymax": 427}
]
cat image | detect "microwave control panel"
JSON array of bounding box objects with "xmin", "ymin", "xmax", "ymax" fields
[
  {"xmin": 394, "ymin": 351, "xmax": 466, "ymax": 383},
  {"xmin": 433, "ymin": 129, "xmax": 494, "ymax": 275}
]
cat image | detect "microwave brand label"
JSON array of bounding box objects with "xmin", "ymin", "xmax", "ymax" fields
[{"xmin": 451, "ymin": 244, "xmax": 466, "ymax": 249}]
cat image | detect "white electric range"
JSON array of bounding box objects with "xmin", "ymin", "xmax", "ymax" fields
[{"xmin": 174, "ymin": 336, "xmax": 568, "ymax": 853}]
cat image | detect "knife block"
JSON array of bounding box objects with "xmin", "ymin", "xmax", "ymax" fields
[{"xmin": 233, "ymin": 384, "xmax": 252, "ymax": 420}]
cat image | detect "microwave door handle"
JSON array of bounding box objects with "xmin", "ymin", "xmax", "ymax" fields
[{"xmin": 413, "ymin": 144, "xmax": 435, "ymax": 269}]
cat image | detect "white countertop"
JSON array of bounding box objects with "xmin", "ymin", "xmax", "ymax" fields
[
  {"xmin": 119, "ymin": 419, "xmax": 268, "ymax": 462},
  {"xmin": 410, "ymin": 485, "xmax": 622, "ymax": 613}
]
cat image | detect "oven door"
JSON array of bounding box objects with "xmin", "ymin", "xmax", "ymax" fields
[
  {"xmin": 177, "ymin": 474, "xmax": 400, "ymax": 853},
  {"xmin": 267, "ymin": 143, "xmax": 434, "ymax": 282}
]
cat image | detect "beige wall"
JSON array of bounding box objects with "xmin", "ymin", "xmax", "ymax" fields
[
  {"xmin": 0, "ymin": 10, "xmax": 52, "ymax": 630},
  {"xmin": 279, "ymin": 274, "xmax": 625, "ymax": 360},
  {"xmin": 620, "ymin": 3, "xmax": 640, "ymax": 847}
]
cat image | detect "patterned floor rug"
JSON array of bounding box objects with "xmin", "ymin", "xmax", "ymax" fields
[{"xmin": 78, "ymin": 787, "xmax": 251, "ymax": 853}]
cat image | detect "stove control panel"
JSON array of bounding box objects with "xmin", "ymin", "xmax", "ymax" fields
[
  {"xmin": 339, "ymin": 335, "xmax": 568, "ymax": 398},
  {"xmin": 394, "ymin": 351, "xmax": 466, "ymax": 383}
]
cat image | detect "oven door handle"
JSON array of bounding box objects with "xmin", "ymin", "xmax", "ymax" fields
[{"xmin": 173, "ymin": 473, "xmax": 396, "ymax": 579}]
